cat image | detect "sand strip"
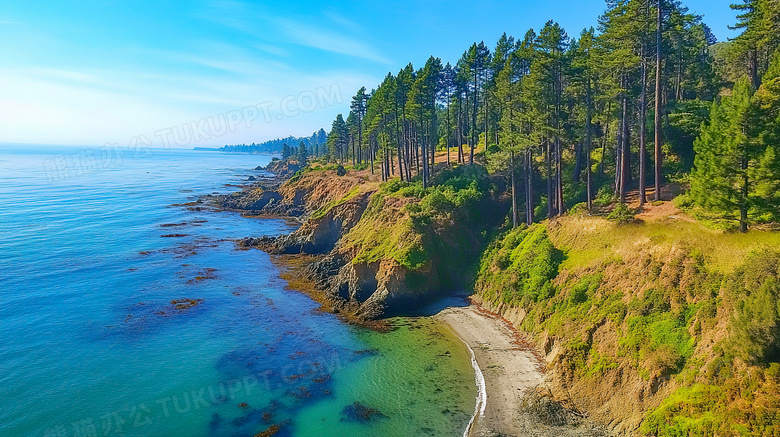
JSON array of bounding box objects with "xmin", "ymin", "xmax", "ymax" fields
[{"xmin": 436, "ymin": 304, "xmax": 546, "ymax": 437}]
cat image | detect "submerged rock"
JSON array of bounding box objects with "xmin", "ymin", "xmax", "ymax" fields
[
  {"xmin": 340, "ymin": 402, "xmax": 386, "ymax": 423},
  {"xmin": 254, "ymin": 424, "xmax": 280, "ymax": 437}
]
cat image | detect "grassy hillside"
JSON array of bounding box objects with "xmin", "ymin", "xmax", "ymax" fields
[{"xmin": 476, "ymin": 214, "xmax": 780, "ymax": 436}]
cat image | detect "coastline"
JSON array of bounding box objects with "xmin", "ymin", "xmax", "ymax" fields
[
  {"xmin": 228, "ymin": 162, "xmax": 612, "ymax": 435},
  {"xmin": 435, "ymin": 304, "xmax": 546, "ymax": 436}
]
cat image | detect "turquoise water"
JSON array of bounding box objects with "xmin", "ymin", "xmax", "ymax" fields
[{"xmin": 0, "ymin": 146, "xmax": 476, "ymax": 437}]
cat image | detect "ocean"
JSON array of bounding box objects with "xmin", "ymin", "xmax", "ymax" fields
[{"xmin": 0, "ymin": 145, "xmax": 476, "ymax": 437}]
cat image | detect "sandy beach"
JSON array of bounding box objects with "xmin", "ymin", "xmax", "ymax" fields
[{"xmin": 436, "ymin": 304, "xmax": 547, "ymax": 436}]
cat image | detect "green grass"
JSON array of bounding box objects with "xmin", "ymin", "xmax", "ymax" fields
[
  {"xmin": 340, "ymin": 193, "xmax": 427, "ymax": 270},
  {"xmin": 477, "ymin": 225, "xmax": 563, "ymax": 306},
  {"xmin": 309, "ymin": 185, "xmax": 363, "ymax": 220},
  {"xmin": 548, "ymin": 216, "xmax": 780, "ymax": 274},
  {"xmin": 339, "ymin": 165, "xmax": 497, "ymax": 274}
]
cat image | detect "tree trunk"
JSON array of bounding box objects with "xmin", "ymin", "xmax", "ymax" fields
[
  {"xmin": 748, "ymin": 49, "xmax": 759, "ymax": 88},
  {"xmin": 458, "ymin": 98, "xmax": 464, "ymax": 164},
  {"xmin": 447, "ymin": 96, "xmax": 452, "ymax": 165},
  {"xmin": 600, "ymin": 101, "xmax": 611, "ymax": 175},
  {"xmin": 511, "ymin": 150, "xmax": 518, "ymax": 227},
  {"xmin": 547, "ymin": 138, "xmax": 554, "ymax": 218},
  {"xmin": 370, "ymin": 137, "xmax": 375, "ymax": 175},
  {"xmin": 620, "ymin": 92, "xmax": 630, "ymax": 204},
  {"xmin": 393, "ymin": 104, "xmax": 402, "ymax": 180},
  {"xmin": 573, "ymin": 141, "xmax": 582, "ymax": 183},
  {"xmin": 555, "ymin": 63, "xmax": 564, "ymax": 215},
  {"xmin": 526, "ymin": 148, "xmax": 534, "ymax": 225},
  {"xmin": 351, "ymin": 135, "xmax": 356, "ymax": 167},
  {"xmin": 495, "ymin": 107, "xmax": 500, "ymax": 149},
  {"xmin": 422, "ymin": 127, "xmax": 428, "ymax": 189},
  {"xmin": 525, "ymin": 149, "xmax": 530, "ymax": 225},
  {"xmin": 741, "ymin": 153, "xmax": 749, "ymax": 233},
  {"xmin": 471, "ymin": 70, "xmax": 477, "ymax": 165},
  {"xmin": 407, "ymin": 124, "xmax": 414, "ymax": 177},
  {"xmin": 359, "ymin": 119, "xmax": 363, "ymax": 165},
  {"xmin": 556, "ymin": 137, "xmax": 564, "ymax": 215},
  {"xmin": 586, "ymin": 75, "xmax": 593, "ymax": 210},
  {"xmin": 654, "ymin": 0, "xmax": 664, "ymax": 201},
  {"xmin": 484, "ymin": 88, "xmax": 489, "ymax": 153},
  {"xmin": 615, "ymin": 103, "xmax": 623, "ymax": 196},
  {"xmin": 639, "ymin": 44, "xmax": 648, "ymax": 208}
]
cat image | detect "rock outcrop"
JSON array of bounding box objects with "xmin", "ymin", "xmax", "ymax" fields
[
  {"xmin": 227, "ymin": 164, "xmax": 500, "ymax": 320},
  {"xmin": 272, "ymin": 190, "xmax": 373, "ymax": 254},
  {"xmin": 262, "ymin": 160, "xmax": 302, "ymax": 179}
]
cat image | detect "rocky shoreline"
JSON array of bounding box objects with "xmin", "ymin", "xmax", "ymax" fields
[
  {"xmin": 207, "ymin": 163, "xmax": 466, "ymax": 321},
  {"xmin": 211, "ymin": 161, "xmax": 611, "ymax": 436}
]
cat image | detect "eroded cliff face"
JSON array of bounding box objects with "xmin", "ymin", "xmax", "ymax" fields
[
  {"xmin": 216, "ymin": 169, "xmax": 367, "ymax": 218},
  {"xmin": 227, "ymin": 164, "xmax": 499, "ymax": 320},
  {"xmin": 474, "ymin": 217, "xmax": 780, "ymax": 436},
  {"xmin": 304, "ymin": 255, "xmax": 442, "ymax": 319},
  {"xmin": 262, "ymin": 160, "xmax": 301, "ymax": 179}
]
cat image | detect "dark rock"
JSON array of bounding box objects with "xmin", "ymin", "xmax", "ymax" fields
[
  {"xmin": 305, "ymin": 254, "xmax": 346, "ymax": 289},
  {"xmin": 340, "ymin": 402, "xmax": 386, "ymax": 423},
  {"xmin": 239, "ymin": 236, "xmax": 277, "ymax": 249}
]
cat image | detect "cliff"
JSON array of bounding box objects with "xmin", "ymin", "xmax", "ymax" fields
[
  {"xmin": 474, "ymin": 215, "xmax": 780, "ymax": 436},
  {"xmin": 222, "ymin": 164, "xmax": 505, "ymax": 319}
]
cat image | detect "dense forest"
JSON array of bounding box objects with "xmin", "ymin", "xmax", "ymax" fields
[
  {"xmin": 315, "ymin": 0, "xmax": 779, "ymax": 233},
  {"xmin": 219, "ymin": 129, "xmax": 327, "ymax": 155}
]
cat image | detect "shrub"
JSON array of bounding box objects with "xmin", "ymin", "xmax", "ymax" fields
[
  {"xmin": 477, "ymin": 225, "xmax": 564, "ymax": 305},
  {"xmin": 724, "ymin": 249, "xmax": 780, "ymax": 363},
  {"xmin": 608, "ymin": 203, "xmax": 636, "ymax": 224},
  {"xmin": 569, "ymin": 202, "xmax": 589, "ymax": 216},
  {"xmin": 674, "ymin": 193, "xmax": 695, "ymax": 211},
  {"xmin": 594, "ymin": 185, "xmax": 616, "ymax": 207}
]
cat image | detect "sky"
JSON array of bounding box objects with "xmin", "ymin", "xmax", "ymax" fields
[{"xmin": 0, "ymin": 0, "xmax": 739, "ymax": 148}]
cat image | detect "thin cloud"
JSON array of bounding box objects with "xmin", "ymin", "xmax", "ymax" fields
[
  {"xmin": 198, "ymin": 1, "xmax": 392, "ymax": 65},
  {"xmin": 253, "ymin": 42, "xmax": 288, "ymax": 57},
  {"xmin": 323, "ymin": 11, "xmax": 363, "ymax": 34},
  {"xmin": 277, "ymin": 18, "xmax": 393, "ymax": 65}
]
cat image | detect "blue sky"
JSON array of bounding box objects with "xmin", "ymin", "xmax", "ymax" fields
[{"xmin": 0, "ymin": 0, "xmax": 738, "ymax": 147}]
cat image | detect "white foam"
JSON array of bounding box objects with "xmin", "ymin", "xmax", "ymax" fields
[{"xmin": 459, "ymin": 336, "xmax": 486, "ymax": 437}]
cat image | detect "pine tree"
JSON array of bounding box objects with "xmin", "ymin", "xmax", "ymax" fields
[
  {"xmin": 439, "ymin": 62, "xmax": 457, "ymax": 165},
  {"xmin": 282, "ymin": 143, "xmax": 292, "ymax": 160},
  {"xmin": 328, "ymin": 114, "xmax": 349, "ymax": 163},
  {"xmin": 297, "ymin": 140, "xmax": 308, "ymax": 164},
  {"xmin": 571, "ymin": 27, "xmax": 599, "ymax": 210},
  {"xmin": 729, "ymin": 0, "xmax": 780, "ymax": 87},
  {"xmin": 536, "ymin": 20, "xmax": 569, "ymax": 216},
  {"xmin": 691, "ymin": 77, "xmax": 762, "ymax": 232},
  {"xmin": 753, "ymin": 54, "xmax": 780, "ymax": 219},
  {"xmin": 350, "ymin": 87, "xmax": 369, "ymax": 165},
  {"xmin": 494, "ymin": 51, "xmax": 525, "ymax": 226}
]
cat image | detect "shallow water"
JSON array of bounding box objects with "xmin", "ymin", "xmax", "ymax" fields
[{"xmin": 0, "ymin": 145, "xmax": 475, "ymax": 437}]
